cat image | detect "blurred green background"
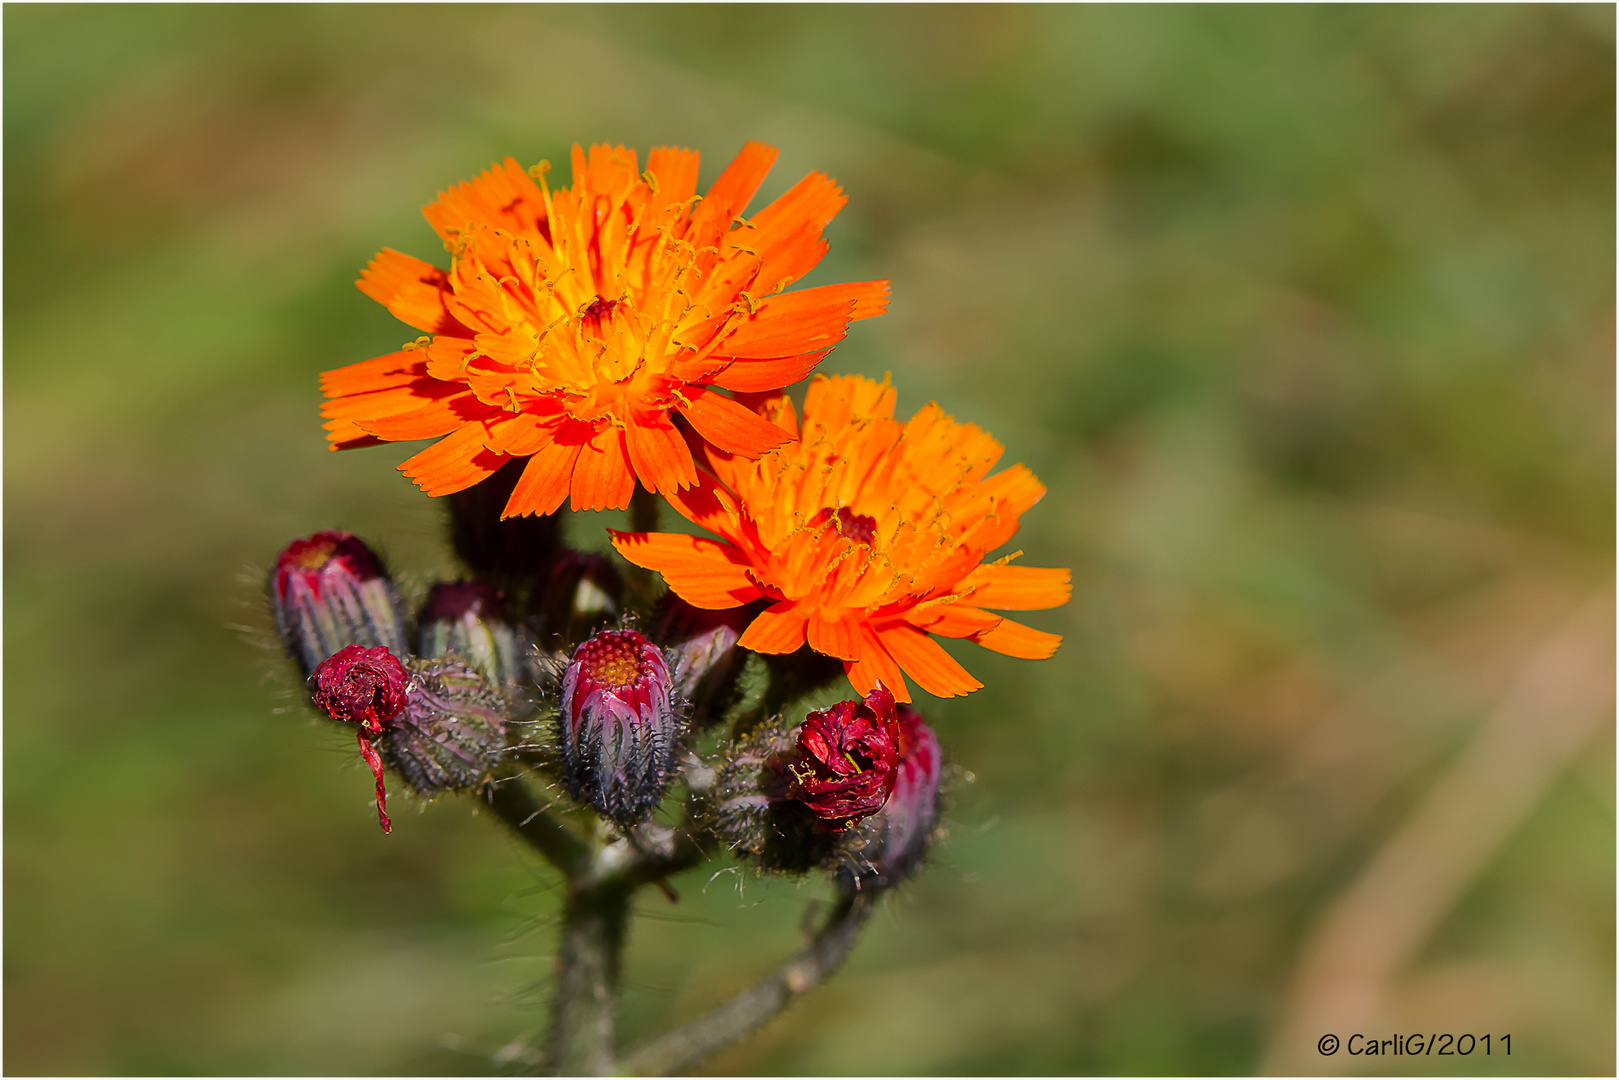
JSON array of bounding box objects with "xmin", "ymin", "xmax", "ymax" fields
[{"xmin": 6, "ymin": 5, "xmax": 1613, "ymax": 1075}]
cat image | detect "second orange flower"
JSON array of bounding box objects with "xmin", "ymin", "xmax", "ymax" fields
[
  {"xmin": 322, "ymin": 142, "xmax": 888, "ymax": 515},
  {"xmin": 612, "ymin": 375, "xmax": 1071, "ymax": 702}
]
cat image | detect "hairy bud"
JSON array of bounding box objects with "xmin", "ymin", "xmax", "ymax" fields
[
  {"xmin": 311, "ymin": 646, "xmax": 510, "ymax": 834},
  {"xmin": 271, "ymin": 531, "xmax": 407, "ymax": 677},
  {"xmin": 382, "ymin": 658, "xmax": 509, "ymax": 800},
  {"xmin": 558, "ymin": 628, "xmax": 680, "ymax": 826},
  {"xmin": 418, "ymin": 581, "xmax": 524, "ymax": 690},
  {"xmin": 838, "ymin": 705, "xmax": 943, "ymax": 891}
]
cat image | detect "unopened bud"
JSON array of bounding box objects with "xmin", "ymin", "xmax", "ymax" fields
[
  {"xmin": 419, "ymin": 581, "xmax": 523, "ymax": 690},
  {"xmin": 838, "ymin": 705, "xmax": 943, "ymax": 891},
  {"xmin": 310, "ymin": 645, "xmax": 509, "ymax": 834},
  {"xmin": 558, "ymin": 628, "xmax": 680, "ymax": 826},
  {"xmin": 652, "ymin": 594, "xmax": 748, "ymax": 727},
  {"xmin": 383, "ymin": 657, "xmax": 509, "ymax": 801},
  {"xmin": 271, "ymin": 531, "xmax": 407, "ymax": 677}
]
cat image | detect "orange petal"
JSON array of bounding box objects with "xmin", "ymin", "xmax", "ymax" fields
[
  {"xmin": 645, "ymin": 146, "xmax": 700, "ymax": 214},
  {"xmin": 484, "ymin": 413, "xmax": 548, "ymax": 457},
  {"xmin": 661, "ymin": 470, "xmax": 744, "ymax": 543},
  {"xmin": 877, "ymin": 623, "xmax": 983, "ymax": 698},
  {"xmin": 844, "ymin": 623, "xmax": 911, "ymax": 703},
  {"xmin": 676, "ymin": 386, "xmax": 793, "ymax": 458},
  {"xmin": 321, "ymin": 351, "xmax": 427, "ymax": 398},
  {"xmin": 570, "ymin": 426, "xmax": 635, "ymax": 511},
  {"xmin": 737, "ymin": 602, "xmax": 811, "ymax": 654},
  {"xmin": 423, "ymin": 157, "xmax": 548, "ymax": 243},
  {"xmin": 610, "ymin": 531, "xmax": 765, "ymax": 608},
  {"xmin": 321, "ymin": 381, "xmax": 459, "ymax": 424},
  {"xmin": 806, "ymin": 614, "xmax": 862, "ymax": 661},
  {"xmin": 803, "ymin": 373, "xmax": 897, "ymax": 428},
  {"xmin": 906, "ymin": 603, "xmax": 1004, "ymax": 639},
  {"xmin": 398, "ymin": 423, "xmax": 506, "ymax": 496},
  {"xmin": 356, "ymin": 392, "xmax": 493, "ymax": 441},
  {"xmin": 357, "ymin": 249, "xmax": 473, "ymax": 336},
  {"xmin": 960, "ymin": 564, "xmax": 1072, "ymax": 611},
  {"xmin": 694, "ymin": 141, "xmax": 779, "ymax": 230},
  {"xmin": 746, "ymin": 172, "xmax": 848, "ymax": 288},
  {"xmin": 624, "ymin": 412, "xmax": 698, "ymax": 495},
  {"xmin": 716, "ymin": 281, "xmax": 890, "ymax": 359},
  {"xmin": 974, "ymin": 616, "xmax": 1063, "ymax": 660},
  {"xmin": 502, "ymin": 435, "xmax": 582, "ymax": 518},
  {"xmin": 709, "ymin": 350, "xmax": 831, "ymax": 394}
]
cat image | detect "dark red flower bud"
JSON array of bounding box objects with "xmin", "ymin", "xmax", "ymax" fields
[
  {"xmin": 419, "ymin": 581, "xmax": 524, "ymax": 689},
  {"xmin": 271, "ymin": 530, "xmax": 407, "ymax": 677},
  {"xmin": 788, "ymin": 683, "xmax": 901, "ymax": 831},
  {"xmin": 312, "ymin": 644, "xmax": 410, "ymax": 730},
  {"xmin": 558, "ymin": 628, "xmax": 680, "ymax": 826},
  {"xmin": 840, "ymin": 705, "xmax": 943, "ymax": 891},
  {"xmin": 311, "ymin": 645, "xmax": 411, "ymax": 833}
]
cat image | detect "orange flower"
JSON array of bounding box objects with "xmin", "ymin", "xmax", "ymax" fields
[
  {"xmin": 611, "ymin": 375, "xmax": 1071, "ymax": 702},
  {"xmin": 321, "ymin": 143, "xmax": 889, "ymax": 514}
]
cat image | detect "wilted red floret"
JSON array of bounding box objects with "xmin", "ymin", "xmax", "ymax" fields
[
  {"xmin": 789, "ymin": 683, "xmax": 901, "ymax": 831},
  {"xmin": 311, "ymin": 644, "xmax": 412, "ymax": 834},
  {"xmin": 312, "ymin": 645, "xmax": 410, "ymax": 731},
  {"xmin": 558, "ymin": 628, "xmax": 680, "ymax": 825}
]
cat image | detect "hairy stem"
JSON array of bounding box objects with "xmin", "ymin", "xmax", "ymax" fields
[
  {"xmin": 620, "ymin": 891, "xmax": 876, "ymax": 1076},
  {"xmin": 482, "ymin": 775, "xmax": 591, "ymax": 877},
  {"xmin": 548, "ymin": 882, "xmax": 632, "ymax": 1076}
]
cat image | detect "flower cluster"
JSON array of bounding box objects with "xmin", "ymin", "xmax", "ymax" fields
[{"xmin": 274, "ymin": 141, "xmax": 1066, "ymax": 904}]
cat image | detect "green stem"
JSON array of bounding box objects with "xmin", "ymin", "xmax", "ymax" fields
[
  {"xmin": 482, "ymin": 775, "xmax": 591, "ymax": 877},
  {"xmin": 547, "ymin": 881, "xmax": 632, "ymax": 1076},
  {"xmin": 619, "ymin": 891, "xmax": 876, "ymax": 1076},
  {"xmin": 624, "ymin": 486, "xmax": 661, "ymax": 604}
]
